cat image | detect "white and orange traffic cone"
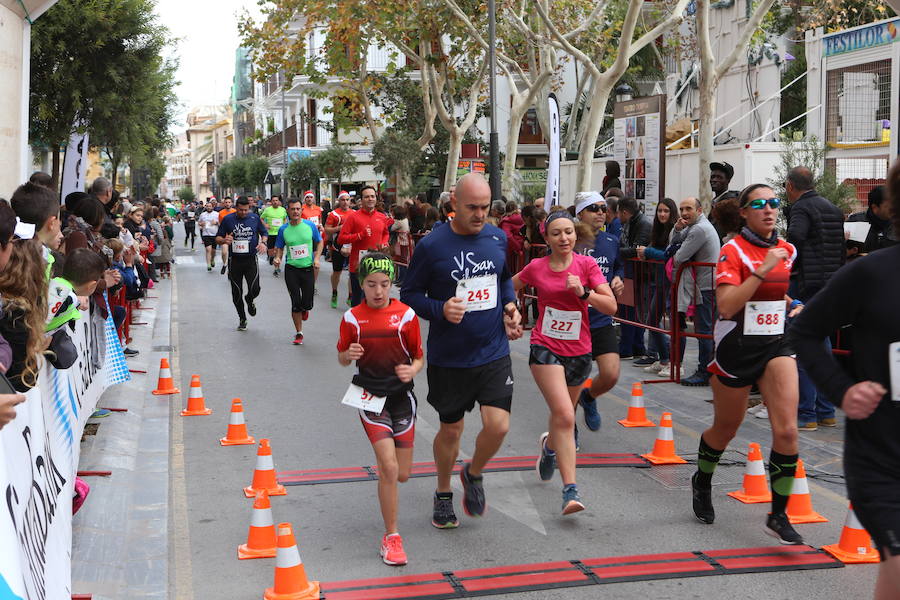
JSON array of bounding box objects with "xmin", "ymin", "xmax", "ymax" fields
[
  {"xmin": 244, "ymin": 439, "xmax": 287, "ymax": 498},
  {"xmin": 618, "ymin": 382, "xmax": 655, "ymax": 427},
  {"xmin": 727, "ymin": 442, "xmax": 771, "ymax": 504},
  {"xmin": 264, "ymin": 523, "xmax": 319, "ymax": 600},
  {"xmin": 641, "ymin": 412, "xmax": 686, "ymax": 465},
  {"xmin": 822, "ymin": 503, "xmax": 880, "ymax": 563},
  {"xmin": 151, "ymin": 358, "xmax": 180, "ymax": 395},
  {"xmin": 220, "ymin": 399, "xmax": 255, "ymax": 446},
  {"xmin": 180, "ymin": 374, "xmax": 212, "ymax": 416},
  {"xmin": 238, "ymin": 490, "xmax": 277, "ymax": 560},
  {"xmin": 786, "ymin": 459, "xmax": 828, "ymax": 524}
]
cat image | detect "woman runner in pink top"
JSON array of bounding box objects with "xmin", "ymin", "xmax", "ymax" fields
[{"xmin": 513, "ymin": 210, "xmax": 617, "ymax": 514}]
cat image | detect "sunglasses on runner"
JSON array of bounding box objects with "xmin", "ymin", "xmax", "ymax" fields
[
  {"xmin": 583, "ymin": 204, "xmax": 607, "ymax": 213},
  {"xmin": 746, "ymin": 198, "xmax": 781, "ymax": 210}
]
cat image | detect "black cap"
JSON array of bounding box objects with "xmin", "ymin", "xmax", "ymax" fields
[{"xmin": 710, "ymin": 162, "xmax": 734, "ymax": 180}]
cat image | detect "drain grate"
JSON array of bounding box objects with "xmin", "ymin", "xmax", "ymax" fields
[
  {"xmin": 641, "ymin": 450, "xmax": 746, "ymax": 489},
  {"xmin": 152, "ymin": 345, "xmax": 173, "ymax": 352}
]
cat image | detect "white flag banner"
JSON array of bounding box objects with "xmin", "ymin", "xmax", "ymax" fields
[
  {"xmin": 60, "ymin": 126, "xmax": 90, "ymax": 200},
  {"xmin": 544, "ymin": 94, "xmax": 560, "ymax": 213}
]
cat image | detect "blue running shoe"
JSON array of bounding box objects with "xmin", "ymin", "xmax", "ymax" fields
[
  {"xmin": 579, "ymin": 388, "xmax": 601, "ymax": 431},
  {"xmin": 537, "ymin": 432, "xmax": 556, "ymax": 481},
  {"xmin": 562, "ymin": 484, "xmax": 585, "ymax": 515}
]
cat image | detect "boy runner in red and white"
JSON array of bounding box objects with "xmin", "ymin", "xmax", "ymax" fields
[
  {"xmin": 324, "ymin": 190, "xmax": 355, "ymax": 308},
  {"xmin": 336, "ymin": 253, "xmax": 424, "ymax": 566}
]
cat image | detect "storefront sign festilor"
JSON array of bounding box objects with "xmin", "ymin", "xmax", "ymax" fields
[{"xmin": 824, "ymin": 19, "xmax": 900, "ymax": 57}]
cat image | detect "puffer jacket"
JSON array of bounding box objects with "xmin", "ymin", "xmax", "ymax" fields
[{"xmin": 786, "ymin": 190, "xmax": 846, "ymax": 301}]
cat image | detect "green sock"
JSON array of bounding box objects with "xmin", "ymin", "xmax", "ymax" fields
[
  {"xmin": 769, "ymin": 451, "xmax": 798, "ymax": 515},
  {"xmin": 695, "ymin": 436, "xmax": 724, "ymax": 489}
]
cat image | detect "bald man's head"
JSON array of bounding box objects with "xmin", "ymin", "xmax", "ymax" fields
[
  {"xmin": 786, "ymin": 166, "xmax": 815, "ymax": 202},
  {"xmin": 452, "ymin": 173, "xmax": 491, "ymax": 235}
]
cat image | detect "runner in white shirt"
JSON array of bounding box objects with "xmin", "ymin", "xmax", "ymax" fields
[{"xmin": 197, "ymin": 203, "xmax": 220, "ymax": 272}]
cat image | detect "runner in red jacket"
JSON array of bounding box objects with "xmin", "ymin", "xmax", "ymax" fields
[{"xmin": 338, "ymin": 185, "xmax": 390, "ymax": 306}]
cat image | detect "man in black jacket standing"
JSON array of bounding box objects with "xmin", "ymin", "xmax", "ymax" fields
[
  {"xmin": 847, "ymin": 185, "xmax": 897, "ymax": 253},
  {"xmin": 617, "ymin": 196, "xmax": 652, "ymax": 360},
  {"xmin": 785, "ymin": 166, "xmax": 846, "ymax": 430}
]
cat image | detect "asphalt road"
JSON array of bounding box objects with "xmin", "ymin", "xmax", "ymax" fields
[{"xmin": 169, "ymin": 238, "xmax": 876, "ymax": 600}]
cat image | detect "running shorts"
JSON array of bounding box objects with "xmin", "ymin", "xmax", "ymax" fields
[
  {"xmin": 845, "ymin": 416, "xmax": 900, "ymax": 561},
  {"xmin": 331, "ymin": 248, "xmax": 347, "ymax": 272},
  {"xmin": 266, "ymin": 236, "xmax": 277, "ymax": 252},
  {"xmin": 426, "ymin": 355, "xmax": 513, "ymax": 424},
  {"xmin": 590, "ymin": 324, "xmax": 618, "ymax": 358},
  {"xmin": 708, "ymin": 320, "xmax": 794, "ymax": 388},
  {"xmin": 284, "ymin": 264, "xmax": 315, "ymax": 313},
  {"xmin": 359, "ymin": 390, "xmax": 417, "ymax": 448},
  {"xmin": 202, "ymin": 235, "xmax": 217, "ymax": 247},
  {"xmin": 529, "ymin": 344, "xmax": 592, "ymax": 387}
]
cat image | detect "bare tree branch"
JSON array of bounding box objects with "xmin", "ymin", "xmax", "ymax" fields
[{"xmin": 715, "ymin": 0, "xmax": 777, "ymax": 79}]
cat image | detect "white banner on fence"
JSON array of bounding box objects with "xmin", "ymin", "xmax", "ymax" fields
[
  {"xmin": 0, "ymin": 300, "xmax": 130, "ymax": 600},
  {"xmin": 544, "ymin": 94, "xmax": 560, "ymax": 213},
  {"xmin": 60, "ymin": 126, "xmax": 90, "ymax": 201}
]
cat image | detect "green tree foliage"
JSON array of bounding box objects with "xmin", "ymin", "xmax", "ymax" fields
[
  {"xmin": 29, "ymin": 0, "xmax": 178, "ymax": 190},
  {"xmin": 316, "ymin": 145, "xmax": 357, "ymax": 186},
  {"xmin": 285, "ymin": 155, "xmax": 321, "ymax": 194},
  {"xmin": 767, "ymin": 136, "xmax": 856, "ymax": 214},
  {"xmin": 243, "ymin": 156, "xmax": 270, "ymax": 191},
  {"xmin": 177, "ymin": 186, "xmax": 196, "ymax": 202},
  {"xmin": 372, "ymin": 129, "xmax": 423, "ymax": 195}
]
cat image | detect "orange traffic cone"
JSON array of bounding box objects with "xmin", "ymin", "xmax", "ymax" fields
[
  {"xmin": 264, "ymin": 523, "xmax": 319, "ymax": 600},
  {"xmin": 245, "ymin": 439, "xmax": 287, "ymax": 498},
  {"xmin": 180, "ymin": 375, "xmax": 212, "ymax": 416},
  {"xmin": 618, "ymin": 382, "xmax": 655, "ymax": 427},
  {"xmin": 786, "ymin": 459, "xmax": 828, "ymax": 524},
  {"xmin": 822, "ymin": 503, "xmax": 880, "ymax": 563},
  {"xmin": 220, "ymin": 399, "xmax": 255, "ymax": 446},
  {"xmin": 238, "ymin": 490, "xmax": 277, "ymax": 559},
  {"xmin": 151, "ymin": 358, "xmax": 180, "ymax": 395},
  {"xmin": 641, "ymin": 412, "xmax": 686, "ymax": 465},
  {"xmin": 727, "ymin": 442, "xmax": 772, "ymax": 503}
]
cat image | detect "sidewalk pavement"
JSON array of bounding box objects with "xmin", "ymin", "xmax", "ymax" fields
[{"xmin": 71, "ymin": 281, "xmax": 174, "ymax": 600}]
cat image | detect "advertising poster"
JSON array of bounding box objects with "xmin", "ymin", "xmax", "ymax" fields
[{"xmin": 613, "ymin": 94, "xmax": 666, "ymax": 215}]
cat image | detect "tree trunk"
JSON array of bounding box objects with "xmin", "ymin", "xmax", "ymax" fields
[
  {"xmin": 576, "ymin": 76, "xmax": 615, "ymax": 191},
  {"xmin": 697, "ymin": 0, "xmax": 717, "ymax": 212},
  {"xmin": 444, "ymin": 131, "xmax": 462, "ymax": 192},
  {"xmin": 51, "ymin": 147, "xmax": 62, "ymax": 193},
  {"xmin": 111, "ymin": 157, "xmax": 121, "ymax": 190},
  {"xmin": 502, "ymin": 101, "xmax": 527, "ymax": 200}
]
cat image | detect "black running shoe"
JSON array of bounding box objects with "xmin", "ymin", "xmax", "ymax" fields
[
  {"xmin": 691, "ymin": 472, "xmax": 715, "ymax": 524},
  {"xmin": 765, "ymin": 512, "xmax": 804, "ymax": 545},
  {"xmin": 431, "ymin": 492, "xmax": 459, "ymax": 529},
  {"xmin": 237, "ymin": 320, "xmax": 247, "ymax": 331},
  {"xmin": 123, "ymin": 348, "xmax": 139, "ymax": 357},
  {"xmin": 221, "ymin": 265, "xmax": 227, "ymax": 275},
  {"xmin": 247, "ymin": 300, "xmax": 257, "ymax": 317},
  {"xmin": 537, "ymin": 432, "xmax": 556, "ymax": 481},
  {"xmin": 460, "ymin": 463, "xmax": 486, "ymax": 517}
]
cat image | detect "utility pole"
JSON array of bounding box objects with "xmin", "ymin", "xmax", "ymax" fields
[{"xmin": 488, "ymin": 0, "xmax": 500, "ymax": 202}]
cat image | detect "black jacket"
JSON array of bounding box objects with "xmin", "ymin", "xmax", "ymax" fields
[
  {"xmin": 786, "ymin": 190, "xmax": 846, "ymax": 301},
  {"xmin": 847, "ymin": 207, "xmax": 897, "ymax": 253}
]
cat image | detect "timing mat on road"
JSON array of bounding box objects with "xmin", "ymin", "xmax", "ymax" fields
[
  {"xmin": 277, "ymin": 453, "xmax": 649, "ymax": 486},
  {"xmin": 318, "ymin": 545, "xmax": 842, "ymax": 600}
]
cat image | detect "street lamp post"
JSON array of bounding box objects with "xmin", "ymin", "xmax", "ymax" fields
[{"xmin": 488, "ymin": 0, "xmax": 500, "ymax": 202}]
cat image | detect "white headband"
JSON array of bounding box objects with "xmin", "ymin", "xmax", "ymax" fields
[
  {"xmin": 14, "ymin": 217, "xmax": 35, "ymax": 240},
  {"xmin": 574, "ymin": 191, "xmax": 606, "ymax": 215}
]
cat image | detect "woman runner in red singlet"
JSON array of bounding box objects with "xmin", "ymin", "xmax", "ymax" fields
[{"xmin": 690, "ymin": 184, "xmax": 806, "ymax": 545}]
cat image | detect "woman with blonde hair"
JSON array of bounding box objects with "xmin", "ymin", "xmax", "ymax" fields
[{"xmin": 0, "ymin": 237, "xmax": 49, "ymax": 391}]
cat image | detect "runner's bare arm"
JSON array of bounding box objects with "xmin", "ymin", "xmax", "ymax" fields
[
  {"xmin": 717, "ymin": 247, "xmax": 788, "ymax": 318},
  {"xmin": 394, "ymin": 355, "xmax": 425, "ymax": 383}
]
